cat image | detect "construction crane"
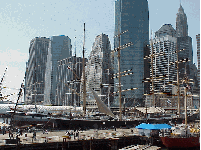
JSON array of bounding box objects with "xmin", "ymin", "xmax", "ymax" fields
[
  {"xmin": 0, "ymin": 67, "xmax": 7, "ymax": 100},
  {"xmin": 10, "ymin": 80, "xmax": 24, "ymax": 129}
]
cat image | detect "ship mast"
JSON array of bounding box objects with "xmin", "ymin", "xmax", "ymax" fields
[
  {"xmin": 114, "ymin": 29, "xmax": 134, "ymax": 121},
  {"xmin": 0, "ymin": 67, "xmax": 7, "ymax": 100},
  {"xmin": 174, "ymin": 43, "xmax": 186, "ymax": 117},
  {"xmin": 82, "ymin": 23, "xmax": 86, "ymax": 116},
  {"xmin": 183, "ymin": 66, "xmax": 195, "ymax": 126},
  {"xmin": 176, "ymin": 42, "xmax": 180, "ymax": 117},
  {"xmin": 184, "ymin": 63, "xmax": 188, "ymax": 126},
  {"xmin": 150, "ymin": 32, "xmax": 155, "ymax": 107},
  {"xmin": 117, "ymin": 28, "xmax": 122, "ymax": 121}
]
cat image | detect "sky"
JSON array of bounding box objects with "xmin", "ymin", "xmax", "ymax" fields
[{"xmin": 0, "ymin": 0, "xmax": 200, "ymax": 102}]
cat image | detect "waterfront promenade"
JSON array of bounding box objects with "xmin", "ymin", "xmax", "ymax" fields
[
  {"xmin": 0, "ymin": 128, "xmax": 165, "ymax": 150},
  {"xmin": 0, "ymin": 128, "xmax": 138, "ymax": 145}
]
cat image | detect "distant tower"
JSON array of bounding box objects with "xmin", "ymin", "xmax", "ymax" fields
[
  {"xmin": 55, "ymin": 56, "xmax": 87, "ymax": 106},
  {"xmin": 25, "ymin": 37, "xmax": 50, "ymax": 105},
  {"xmin": 83, "ymin": 33, "xmax": 113, "ymax": 108},
  {"xmin": 176, "ymin": 4, "xmax": 193, "ymax": 79},
  {"xmin": 176, "ymin": 4, "xmax": 188, "ymax": 37},
  {"xmin": 151, "ymin": 24, "xmax": 177, "ymax": 93},
  {"xmin": 44, "ymin": 35, "xmax": 72, "ymax": 105},
  {"xmin": 114, "ymin": 0, "xmax": 149, "ymax": 105},
  {"xmin": 196, "ymin": 34, "xmax": 200, "ymax": 88}
]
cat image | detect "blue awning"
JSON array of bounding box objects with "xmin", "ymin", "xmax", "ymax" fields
[{"xmin": 135, "ymin": 123, "xmax": 171, "ymax": 130}]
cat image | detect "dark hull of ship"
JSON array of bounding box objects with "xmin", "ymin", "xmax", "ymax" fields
[
  {"xmin": 160, "ymin": 136, "xmax": 200, "ymax": 148},
  {"xmin": 11, "ymin": 115, "xmax": 184, "ymax": 129},
  {"xmin": 53, "ymin": 117, "xmax": 183, "ymax": 130},
  {"xmin": 12, "ymin": 115, "xmax": 53, "ymax": 127}
]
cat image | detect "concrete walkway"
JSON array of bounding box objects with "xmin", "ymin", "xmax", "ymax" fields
[{"xmin": 0, "ymin": 128, "xmax": 139, "ymax": 145}]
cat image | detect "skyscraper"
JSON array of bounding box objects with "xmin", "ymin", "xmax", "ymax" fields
[
  {"xmin": 196, "ymin": 34, "xmax": 200, "ymax": 88},
  {"xmin": 55, "ymin": 56, "xmax": 87, "ymax": 106},
  {"xmin": 176, "ymin": 5, "xmax": 188, "ymax": 38},
  {"xmin": 25, "ymin": 37, "xmax": 50, "ymax": 104},
  {"xmin": 176, "ymin": 5, "xmax": 193, "ymax": 79},
  {"xmin": 44, "ymin": 35, "xmax": 72, "ymax": 105},
  {"xmin": 114, "ymin": 0, "xmax": 149, "ymax": 105},
  {"xmin": 151, "ymin": 24, "xmax": 177, "ymax": 93},
  {"xmin": 83, "ymin": 33, "xmax": 113, "ymax": 108}
]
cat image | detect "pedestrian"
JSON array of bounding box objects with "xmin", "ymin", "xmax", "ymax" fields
[
  {"xmin": 20, "ymin": 130, "xmax": 22, "ymax": 136},
  {"xmin": 33, "ymin": 131, "xmax": 36, "ymax": 140},
  {"xmin": 8, "ymin": 129, "xmax": 11, "ymax": 137},
  {"xmin": 77, "ymin": 131, "xmax": 79, "ymax": 140},
  {"xmin": 2, "ymin": 127, "xmax": 5, "ymax": 135}
]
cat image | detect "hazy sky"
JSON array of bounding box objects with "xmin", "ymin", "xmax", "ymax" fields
[{"xmin": 0, "ymin": 0, "xmax": 200, "ymax": 99}]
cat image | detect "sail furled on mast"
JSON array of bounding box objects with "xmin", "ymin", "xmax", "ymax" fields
[{"xmin": 89, "ymin": 88, "xmax": 115, "ymax": 118}]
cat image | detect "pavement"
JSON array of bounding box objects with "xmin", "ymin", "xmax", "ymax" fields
[
  {"xmin": 119, "ymin": 145, "xmax": 161, "ymax": 150},
  {"xmin": 0, "ymin": 128, "xmax": 139, "ymax": 145}
]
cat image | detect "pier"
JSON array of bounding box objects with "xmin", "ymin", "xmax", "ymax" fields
[{"xmin": 0, "ymin": 128, "xmax": 163, "ymax": 150}]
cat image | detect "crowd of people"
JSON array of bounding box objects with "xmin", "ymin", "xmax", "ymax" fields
[{"xmin": 65, "ymin": 130, "xmax": 79, "ymax": 140}]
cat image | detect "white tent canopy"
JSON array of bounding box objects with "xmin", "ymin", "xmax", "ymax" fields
[{"xmin": 135, "ymin": 107, "xmax": 166, "ymax": 114}]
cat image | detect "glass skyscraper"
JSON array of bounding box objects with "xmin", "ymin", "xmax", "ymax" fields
[
  {"xmin": 25, "ymin": 37, "xmax": 50, "ymax": 105},
  {"xmin": 83, "ymin": 33, "xmax": 113, "ymax": 108},
  {"xmin": 44, "ymin": 35, "xmax": 72, "ymax": 105},
  {"xmin": 114, "ymin": 0, "xmax": 149, "ymax": 106}
]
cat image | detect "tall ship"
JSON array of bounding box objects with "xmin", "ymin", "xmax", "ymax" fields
[
  {"xmin": 52, "ymin": 23, "xmax": 183, "ymax": 130},
  {"xmin": 159, "ymin": 70, "xmax": 200, "ymax": 148}
]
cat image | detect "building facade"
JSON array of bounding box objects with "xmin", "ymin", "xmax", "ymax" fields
[
  {"xmin": 176, "ymin": 5, "xmax": 194, "ymax": 79},
  {"xmin": 196, "ymin": 34, "xmax": 200, "ymax": 88},
  {"xmin": 82, "ymin": 34, "xmax": 113, "ymax": 108},
  {"xmin": 150, "ymin": 24, "xmax": 177, "ymax": 93},
  {"xmin": 25, "ymin": 37, "xmax": 50, "ymax": 104},
  {"xmin": 55, "ymin": 56, "xmax": 87, "ymax": 106},
  {"xmin": 44, "ymin": 35, "xmax": 72, "ymax": 105},
  {"xmin": 176, "ymin": 5, "xmax": 188, "ymax": 38},
  {"xmin": 175, "ymin": 5, "xmax": 200, "ymax": 108},
  {"xmin": 114, "ymin": 0, "xmax": 149, "ymax": 105}
]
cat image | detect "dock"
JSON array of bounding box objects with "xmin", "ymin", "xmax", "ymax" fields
[
  {"xmin": 0, "ymin": 128, "xmax": 162, "ymax": 150},
  {"xmin": 119, "ymin": 145, "xmax": 161, "ymax": 150}
]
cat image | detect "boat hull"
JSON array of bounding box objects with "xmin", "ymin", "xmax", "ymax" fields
[
  {"xmin": 160, "ymin": 136, "xmax": 200, "ymax": 148},
  {"xmin": 12, "ymin": 115, "xmax": 53, "ymax": 127},
  {"xmin": 53, "ymin": 118, "xmax": 178, "ymax": 130}
]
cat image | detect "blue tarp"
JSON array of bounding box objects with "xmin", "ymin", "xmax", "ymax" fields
[{"xmin": 135, "ymin": 123, "xmax": 171, "ymax": 130}]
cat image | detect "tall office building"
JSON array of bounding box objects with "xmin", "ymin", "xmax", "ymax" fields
[
  {"xmin": 44, "ymin": 35, "xmax": 72, "ymax": 105},
  {"xmin": 176, "ymin": 5, "xmax": 193, "ymax": 79},
  {"xmin": 196, "ymin": 34, "xmax": 200, "ymax": 88},
  {"xmin": 82, "ymin": 34, "xmax": 113, "ymax": 108},
  {"xmin": 151, "ymin": 24, "xmax": 177, "ymax": 93},
  {"xmin": 55, "ymin": 56, "xmax": 87, "ymax": 106},
  {"xmin": 114, "ymin": 0, "xmax": 149, "ymax": 105},
  {"xmin": 176, "ymin": 5, "xmax": 188, "ymax": 37},
  {"xmin": 25, "ymin": 37, "xmax": 50, "ymax": 104}
]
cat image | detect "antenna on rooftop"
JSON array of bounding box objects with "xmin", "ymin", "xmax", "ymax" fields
[
  {"xmin": 82, "ymin": 23, "xmax": 86, "ymax": 116},
  {"xmin": 74, "ymin": 29, "xmax": 77, "ymax": 57}
]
